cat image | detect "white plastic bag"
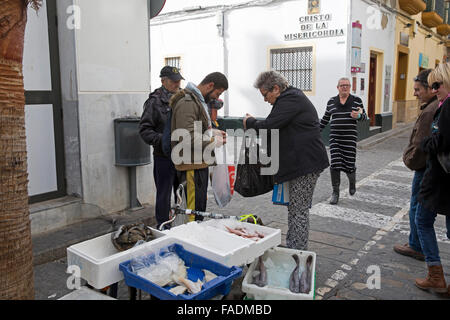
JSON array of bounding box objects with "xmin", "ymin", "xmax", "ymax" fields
[
  {"xmin": 212, "ymin": 146, "xmax": 233, "ymax": 208},
  {"xmin": 212, "ymin": 164, "xmax": 232, "ymax": 208}
]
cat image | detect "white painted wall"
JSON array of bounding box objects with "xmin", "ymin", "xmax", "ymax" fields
[
  {"xmin": 226, "ymin": 0, "xmax": 350, "ymax": 118},
  {"xmin": 160, "ymin": 0, "xmax": 246, "ymax": 14},
  {"xmin": 150, "ymin": 15, "xmax": 223, "ymax": 88},
  {"xmin": 75, "ymin": 0, "xmax": 150, "ymax": 92},
  {"xmin": 74, "ymin": 0, "xmax": 154, "ymax": 212},
  {"xmin": 350, "ymin": 0, "xmax": 396, "ymax": 113},
  {"xmin": 151, "ymin": 0, "xmax": 350, "ymax": 119}
]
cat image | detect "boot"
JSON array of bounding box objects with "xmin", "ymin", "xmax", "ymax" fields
[
  {"xmin": 329, "ymin": 169, "xmax": 340, "ymax": 205},
  {"xmin": 415, "ymin": 265, "xmax": 448, "ymax": 294},
  {"xmin": 346, "ymin": 170, "xmax": 356, "ymax": 196}
]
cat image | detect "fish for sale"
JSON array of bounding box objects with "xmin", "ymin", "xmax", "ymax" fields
[
  {"xmin": 300, "ymin": 255, "xmax": 313, "ymax": 294},
  {"xmin": 225, "ymin": 226, "xmax": 265, "ymax": 241},
  {"xmin": 252, "ymin": 256, "xmax": 267, "ymax": 287},
  {"xmin": 289, "ymin": 254, "xmax": 301, "ymax": 293}
]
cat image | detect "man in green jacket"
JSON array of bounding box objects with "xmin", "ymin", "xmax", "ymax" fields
[{"xmin": 169, "ymin": 72, "xmax": 228, "ymax": 221}]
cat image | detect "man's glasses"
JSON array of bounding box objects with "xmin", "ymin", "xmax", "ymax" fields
[
  {"xmin": 339, "ymin": 84, "xmax": 351, "ymax": 88},
  {"xmin": 431, "ymin": 81, "xmax": 443, "ymax": 91}
]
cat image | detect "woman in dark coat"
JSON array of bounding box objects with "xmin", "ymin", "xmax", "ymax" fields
[
  {"xmin": 244, "ymin": 71, "xmax": 329, "ymax": 250},
  {"xmin": 414, "ymin": 62, "xmax": 450, "ymax": 294}
]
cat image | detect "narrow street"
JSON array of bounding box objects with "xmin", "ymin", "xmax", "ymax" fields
[{"xmin": 33, "ymin": 125, "xmax": 450, "ymax": 300}]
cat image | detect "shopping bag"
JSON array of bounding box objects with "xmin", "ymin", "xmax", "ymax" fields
[
  {"xmin": 234, "ymin": 135, "xmax": 274, "ymax": 197},
  {"xmin": 272, "ymin": 182, "xmax": 290, "ymax": 206},
  {"xmin": 212, "ymin": 164, "xmax": 232, "ymax": 208},
  {"xmin": 228, "ymin": 165, "xmax": 236, "ymax": 195},
  {"xmin": 211, "ymin": 146, "xmax": 233, "ymax": 208}
]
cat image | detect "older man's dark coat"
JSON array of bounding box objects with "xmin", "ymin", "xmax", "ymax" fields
[{"xmin": 139, "ymin": 87, "xmax": 172, "ymax": 157}]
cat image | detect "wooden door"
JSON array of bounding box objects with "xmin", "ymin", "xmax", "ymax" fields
[
  {"xmin": 395, "ymin": 52, "xmax": 408, "ymax": 101},
  {"xmin": 368, "ymin": 55, "xmax": 377, "ymax": 126}
]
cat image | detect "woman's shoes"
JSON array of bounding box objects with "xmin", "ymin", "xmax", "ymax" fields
[{"xmin": 415, "ymin": 265, "xmax": 448, "ymax": 294}]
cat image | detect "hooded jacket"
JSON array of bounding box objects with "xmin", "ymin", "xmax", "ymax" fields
[{"xmin": 169, "ymin": 88, "xmax": 216, "ymax": 171}]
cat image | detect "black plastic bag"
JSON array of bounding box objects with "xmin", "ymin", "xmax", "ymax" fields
[{"xmin": 234, "ymin": 136, "xmax": 274, "ymax": 197}]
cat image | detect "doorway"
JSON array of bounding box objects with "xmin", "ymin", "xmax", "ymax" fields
[
  {"xmin": 395, "ymin": 51, "xmax": 408, "ymax": 101},
  {"xmin": 368, "ymin": 54, "xmax": 377, "ymax": 126}
]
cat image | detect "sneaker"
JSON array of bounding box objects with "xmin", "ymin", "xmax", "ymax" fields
[{"xmin": 393, "ymin": 243, "xmax": 425, "ymax": 261}]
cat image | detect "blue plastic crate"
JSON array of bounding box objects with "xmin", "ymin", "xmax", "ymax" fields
[{"xmin": 119, "ymin": 243, "xmax": 242, "ymax": 300}]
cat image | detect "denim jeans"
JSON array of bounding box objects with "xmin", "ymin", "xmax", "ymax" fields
[
  {"xmin": 407, "ymin": 170, "xmax": 425, "ymax": 253},
  {"xmin": 416, "ymin": 201, "xmax": 450, "ymax": 266}
]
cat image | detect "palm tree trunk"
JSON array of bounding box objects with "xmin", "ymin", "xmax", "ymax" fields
[{"xmin": 0, "ymin": 0, "xmax": 37, "ymax": 300}]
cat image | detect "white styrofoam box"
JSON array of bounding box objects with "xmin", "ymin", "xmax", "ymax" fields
[
  {"xmin": 164, "ymin": 220, "xmax": 281, "ymax": 267},
  {"xmin": 242, "ymin": 247, "xmax": 316, "ymax": 300},
  {"xmin": 66, "ymin": 231, "xmax": 190, "ymax": 289},
  {"xmin": 59, "ymin": 286, "xmax": 116, "ymax": 300},
  {"xmin": 162, "ymin": 222, "xmax": 254, "ymax": 267},
  {"xmin": 201, "ymin": 219, "xmax": 282, "ymax": 265}
]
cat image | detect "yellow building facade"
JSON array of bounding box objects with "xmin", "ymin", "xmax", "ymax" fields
[{"xmin": 393, "ymin": 0, "xmax": 448, "ymax": 126}]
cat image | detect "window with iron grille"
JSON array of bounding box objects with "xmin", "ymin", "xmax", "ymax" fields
[
  {"xmin": 270, "ymin": 47, "xmax": 313, "ymax": 91},
  {"xmin": 165, "ymin": 56, "xmax": 181, "ymax": 70}
]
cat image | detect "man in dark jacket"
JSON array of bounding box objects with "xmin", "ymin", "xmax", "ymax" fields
[
  {"xmin": 393, "ymin": 69, "xmax": 439, "ymax": 261},
  {"xmin": 139, "ymin": 66, "xmax": 184, "ymax": 229}
]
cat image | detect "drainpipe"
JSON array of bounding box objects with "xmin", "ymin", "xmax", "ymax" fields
[
  {"xmin": 147, "ymin": 0, "xmax": 152, "ymax": 92},
  {"xmin": 347, "ymin": 0, "xmax": 353, "ymax": 79},
  {"xmin": 217, "ymin": 10, "xmax": 229, "ymax": 117}
]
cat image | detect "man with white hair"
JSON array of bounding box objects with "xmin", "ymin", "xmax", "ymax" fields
[{"xmin": 320, "ymin": 77, "xmax": 367, "ymax": 205}]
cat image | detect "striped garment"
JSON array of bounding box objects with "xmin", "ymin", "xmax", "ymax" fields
[{"xmin": 320, "ymin": 95, "xmax": 367, "ymax": 173}]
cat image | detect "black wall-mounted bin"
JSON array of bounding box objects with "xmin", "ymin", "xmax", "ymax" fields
[
  {"xmin": 114, "ymin": 117, "xmax": 151, "ymax": 167},
  {"xmin": 114, "ymin": 117, "xmax": 151, "ymax": 210}
]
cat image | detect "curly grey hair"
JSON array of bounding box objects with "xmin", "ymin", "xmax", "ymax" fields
[{"xmin": 254, "ymin": 71, "xmax": 289, "ymax": 92}]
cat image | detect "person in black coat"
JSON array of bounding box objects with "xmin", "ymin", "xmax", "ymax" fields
[
  {"xmin": 414, "ymin": 62, "xmax": 450, "ymax": 295},
  {"xmin": 244, "ymin": 71, "xmax": 329, "ymax": 250},
  {"xmin": 139, "ymin": 66, "xmax": 184, "ymax": 229}
]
